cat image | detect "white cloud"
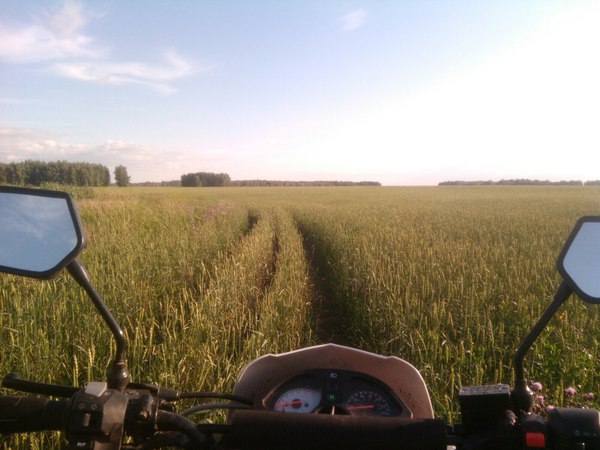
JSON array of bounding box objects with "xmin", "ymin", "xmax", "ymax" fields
[
  {"xmin": 51, "ymin": 50, "xmax": 201, "ymax": 94},
  {"xmin": 340, "ymin": 9, "xmax": 367, "ymax": 31},
  {"xmin": 0, "ymin": 124, "xmax": 222, "ymax": 182},
  {"xmin": 0, "ymin": 0, "xmax": 103, "ymax": 63},
  {"xmin": 0, "ymin": 125, "xmax": 84, "ymax": 161},
  {"xmin": 0, "ymin": 1, "xmax": 203, "ymax": 94},
  {"xmin": 47, "ymin": 0, "xmax": 88, "ymax": 39}
]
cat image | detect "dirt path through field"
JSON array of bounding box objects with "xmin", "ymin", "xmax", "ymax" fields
[{"xmin": 299, "ymin": 230, "xmax": 353, "ymax": 346}]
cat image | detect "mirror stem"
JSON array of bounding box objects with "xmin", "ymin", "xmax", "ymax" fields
[
  {"xmin": 512, "ymin": 281, "xmax": 572, "ymax": 412},
  {"xmin": 67, "ymin": 259, "xmax": 130, "ymax": 391}
]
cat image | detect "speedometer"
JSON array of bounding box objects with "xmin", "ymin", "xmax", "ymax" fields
[
  {"xmin": 345, "ymin": 390, "xmax": 395, "ymax": 416},
  {"xmin": 273, "ymin": 388, "xmax": 321, "ymax": 413}
]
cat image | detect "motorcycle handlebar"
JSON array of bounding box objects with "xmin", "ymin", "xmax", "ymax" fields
[
  {"xmin": 0, "ymin": 394, "xmax": 447, "ymax": 449},
  {"xmin": 0, "ymin": 394, "xmax": 206, "ymax": 448},
  {"xmin": 221, "ymin": 410, "xmax": 448, "ymax": 450},
  {"xmin": 0, "ymin": 396, "xmax": 69, "ymax": 433},
  {"xmin": 2, "ymin": 372, "xmax": 79, "ymax": 398},
  {"xmin": 2, "ymin": 392, "xmax": 596, "ymax": 450}
]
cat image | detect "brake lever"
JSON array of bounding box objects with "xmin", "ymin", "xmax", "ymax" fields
[{"xmin": 2, "ymin": 372, "xmax": 79, "ymax": 397}]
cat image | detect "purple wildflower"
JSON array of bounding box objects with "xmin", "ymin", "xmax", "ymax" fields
[
  {"xmin": 546, "ymin": 405, "xmax": 555, "ymax": 413},
  {"xmin": 584, "ymin": 392, "xmax": 595, "ymax": 401},
  {"xmin": 564, "ymin": 386, "xmax": 577, "ymax": 397},
  {"xmin": 531, "ymin": 382, "xmax": 543, "ymax": 393}
]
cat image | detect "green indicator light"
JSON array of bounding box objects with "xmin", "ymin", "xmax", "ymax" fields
[{"xmin": 328, "ymin": 394, "xmax": 336, "ymax": 402}]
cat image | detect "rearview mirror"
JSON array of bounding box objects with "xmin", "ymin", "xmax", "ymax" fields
[
  {"xmin": 557, "ymin": 216, "xmax": 600, "ymax": 303},
  {"xmin": 0, "ymin": 186, "xmax": 84, "ymax": 279}
]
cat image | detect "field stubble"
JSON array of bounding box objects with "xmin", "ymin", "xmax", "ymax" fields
[{"xmin": 1, "ymin": 185, "xmax": 600, "ymax": 446}]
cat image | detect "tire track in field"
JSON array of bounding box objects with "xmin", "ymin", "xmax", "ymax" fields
[
  {"xmin": 245, "ymin": 211, "xmax": 259, "ymax": 235},
  {"xmin": 295, "ymin": 221, "xmax": 354, "ymax": 346},
  {"xmin": 256, "ymin": 233, "xmax": 279, "ymax": 298},
  {"xmin": 197, "ymin": 210, "xmax": 280, "ymax": 365},
  {"xmin": 234, "ymin": 213, "xmax": 279, "ymax": 350}
]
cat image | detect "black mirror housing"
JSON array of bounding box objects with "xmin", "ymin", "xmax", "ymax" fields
[
  {"xmin": 557, "ymin": 216, "xmax": 600, "ymax": 303},
  {"xmin": 0, "ymin": 186, "xmax": 85, "ymax": 279}
]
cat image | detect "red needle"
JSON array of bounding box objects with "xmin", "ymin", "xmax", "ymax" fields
[
  {"xmin": 274, "ymin": 400, "xmax": 303, "ymax": 407},
  {"xmin": 347, "ymin": 404, "xmax": 375, "ymax": 410}
]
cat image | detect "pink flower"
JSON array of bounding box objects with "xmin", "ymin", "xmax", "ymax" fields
[
  {"xmin": 564, "ymin": 386, "xmax": 577, "ymax": 397},
  {"xmin": 546, "ymin": 405, "xmax": 555, "ymax": 413},
  {"xmin": 584, "ymin": 392, "xmax": 594, "ymax": 401},
  {"xmin": 531, "ymin": 382, "xmax": 543, "ymax": 393}
]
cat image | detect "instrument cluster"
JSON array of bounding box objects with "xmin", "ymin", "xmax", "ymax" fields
[{"xmin": 264, "ymin": 369, "xmax": 408, "ymax": 417}]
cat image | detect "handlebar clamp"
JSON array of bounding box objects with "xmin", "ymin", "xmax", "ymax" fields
[{"xmin": 66, "ymin": 382, "xmax": 128, "ymax": 449}]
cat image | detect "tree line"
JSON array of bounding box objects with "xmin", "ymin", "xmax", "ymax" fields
[
  {"xmin": 0, "ymin": 162, "xmax": 381, "ymax": 188},
  {"xmin": 438, "ymin": 179, "xmax": 599, "ymax": 186},
  {"xmin": 230, "ymin": 179, "xmax": 381, "ymax": 187},
  {"xmin": 0, "ymin": 160, "xmax": 110, "ymax": 186},
  {"xmin": 179, "ymin": 172, "xmax": 381, "ymax": 187},
  {"xmin": 181, "ymin": 172, "xmax": 232, "ymax": 187}
]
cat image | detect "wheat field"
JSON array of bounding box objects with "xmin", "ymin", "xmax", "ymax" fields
[{"xmin": 1, "ymin": 185, "xmax": 599, "ymax": 446}]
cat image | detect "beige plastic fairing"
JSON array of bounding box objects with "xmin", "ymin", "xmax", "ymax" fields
[{"xmin": 232, "ymin": 343, "xmax": 434, "ymax": 419}]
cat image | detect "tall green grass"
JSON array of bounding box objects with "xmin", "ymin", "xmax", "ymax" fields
[
  {"xmin": 293, "ymin": 186, "xmax": 600, "ymax": 416},
  {"xmin": 1, "ymin": 185, "xmax": 599, "ymax": 446}
]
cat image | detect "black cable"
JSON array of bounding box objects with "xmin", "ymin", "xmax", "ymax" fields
[
  {"xmin": 154, "ymin": 410, "xmax": 206, "ymax": 447},
  {"xmin": 133, "ymin": 433, "xmax": 190, "ymax": 450},
  {"xmin": 180, "ymin": 402, "xmax": 252, "ymax": 417},
  {"xmin": 179, "ymin": 391, "xmax": 253, "ymax": 405}
]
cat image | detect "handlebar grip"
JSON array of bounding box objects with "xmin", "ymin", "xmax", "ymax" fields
[
  {"xmin": 2, "ymin": 372, "xmax": 79, "ymax": 397},
  {"xmin": 0, "ymin": 396, "xmax": 69, "ymax": 433},
  {"xmin": 222, "ymin": 410, "xmax": 447, "ymax": 450}
]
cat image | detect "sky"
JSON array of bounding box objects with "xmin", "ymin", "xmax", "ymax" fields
[{"xmin": 1, "ymin": 1, "xmax": 599, "ymax": 185}]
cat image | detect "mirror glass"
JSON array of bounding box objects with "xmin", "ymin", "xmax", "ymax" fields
[
  {"xmin": 559, "ymin": 219, "xmax": 600, "ymax": 302},
  {"xmin": 0, "ymin": 190, "xmax": 82, "ymax": 277}
]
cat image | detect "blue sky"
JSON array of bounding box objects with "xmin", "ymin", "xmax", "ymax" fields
[{"xmin": 1, "ymin": 1, "xmax": 599, "ymax": 185}]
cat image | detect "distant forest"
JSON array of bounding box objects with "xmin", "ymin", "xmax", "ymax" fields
[
  {"xmin": 14, "ymin": 161, "xmax": 595, "ymax": 188},
  {"xmin": 439, "ymin": 179, "xmax": 600, "ymax": 186},
  {"xmin": 0, "ymin": 160, "xmax": 110, "ymax": 186},
  {"xmin": 181, "ymin": 172, "xmax": 231, "ymax": 187},
  {"xmin": 138, "ymin": 179, "xmax": 382, "ymax": 187},
  {"xmin": 231, "ymin": 179, "xmax": 381, "ymax": 187},
  {"xmin": 0, "ymin": 162, "xmax": 381, "ymax": 188},
  {"xmin": 176, "ymin": 171, "xmax": 381, "ymax": 187}
]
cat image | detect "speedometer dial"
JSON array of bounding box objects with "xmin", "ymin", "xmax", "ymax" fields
[
  {"xmin": 273, "ymin": 388, "xmax": 321, "ymax": 413},
  {"xmin": 346, "ymin": 390, "xmax": 394, "ymax": 416}
]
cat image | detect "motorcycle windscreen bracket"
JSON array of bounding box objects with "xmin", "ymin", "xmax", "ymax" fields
[
  {"xmin": 0, "ymin": 186, "xmax": 85, "ymax": 279},
  {"xmin": 557, "ymin": 216, "xmax": 600, "ymax": 304}
]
